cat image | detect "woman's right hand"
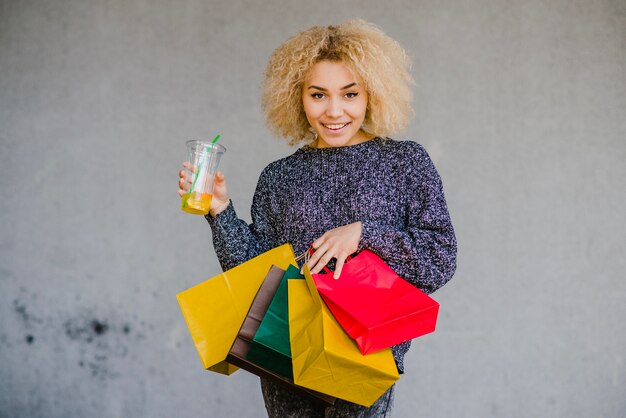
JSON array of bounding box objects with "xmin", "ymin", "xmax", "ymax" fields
[{"xmin": 178, "ymin": 162, "xmax": 230, "ymax": 217}]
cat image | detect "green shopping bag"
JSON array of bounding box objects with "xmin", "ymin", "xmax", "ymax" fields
[{"xmin": 245, "ymin": 264, "xmax": 301, "ymax": 379}]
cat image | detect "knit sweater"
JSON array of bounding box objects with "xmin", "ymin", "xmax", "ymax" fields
[{"xmin": 206, "ymin": 137, "xmax": 457, "ymax": 372}]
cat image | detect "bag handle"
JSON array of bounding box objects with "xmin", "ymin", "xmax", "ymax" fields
[{"xmin": 295, "ymin": 245, "xmax": 352, "ymax": 274}]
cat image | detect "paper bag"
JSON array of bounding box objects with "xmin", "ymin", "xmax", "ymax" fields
[
  {"xmin": 246, "ymin": 265, "xmax": 300, "ymax": 379},
  {"xmin": 312, "ymin": 250, "xmax": 440, "ymax": 355},
  {"xmin": 288, "ymin": 266, "xmax": 399, "ymax": 407},
  {"xmin": 176, "ymin": 244, "xmax": 296, "ymax": 374}
]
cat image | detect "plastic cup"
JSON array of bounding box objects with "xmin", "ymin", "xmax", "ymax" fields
[{"xmin": 181, "ymin": 140, "xmax": 226, "ymax": 215}]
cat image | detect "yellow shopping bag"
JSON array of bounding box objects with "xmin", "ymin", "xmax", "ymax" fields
[
  {"xmin": 288, "ymin": 266, "xmax": 400, "ymax": 406},
  {"xmin": 177, "ymin": 244, "xmax": 297, "ymax": 374}
]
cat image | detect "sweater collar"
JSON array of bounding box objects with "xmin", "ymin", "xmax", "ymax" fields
[{"xmin": 297, "ymin": 136, "xmax": 384, "ymax": 154}]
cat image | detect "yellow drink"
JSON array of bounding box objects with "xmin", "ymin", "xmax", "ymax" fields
[{"xmin": 181, "ymin": 192, "xmax": 212, "ymax": 215}]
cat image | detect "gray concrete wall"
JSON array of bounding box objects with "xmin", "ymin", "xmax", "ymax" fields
[{"xmin": 1, "ymin": 0, "xmax": 624, "ymax": 417}]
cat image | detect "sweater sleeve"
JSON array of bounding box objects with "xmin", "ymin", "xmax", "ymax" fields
[
  {"xmin": 360, "ymin": 144, "xmax": 457, "ymax": 294},
  {"xmin": 205, "ymin": 166, "xmax": 279, "ymax": 271}
]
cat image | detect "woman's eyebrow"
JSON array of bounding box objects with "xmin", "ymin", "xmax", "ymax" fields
[{"xmin": 307, "ymin": 82, "xmax": 357, "ymax": 91}]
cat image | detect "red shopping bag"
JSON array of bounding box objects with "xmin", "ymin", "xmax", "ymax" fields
[{"xmin": 311, "ymin": 249, "xmax": 439, "ymax": 355}]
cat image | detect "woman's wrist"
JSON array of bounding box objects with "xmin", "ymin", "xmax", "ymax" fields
[{"xmin": 209, "ymin": 200, "xmax": 230, "ymax": 218}]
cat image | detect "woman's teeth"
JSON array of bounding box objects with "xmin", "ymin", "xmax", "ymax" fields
[{"xmin": 323, "ymin": 123, "xmax": 349, "ymax": 130}]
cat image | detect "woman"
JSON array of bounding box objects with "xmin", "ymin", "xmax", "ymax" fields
[{"xmin": 179, "ymin": 19, "xmax": 457, "ymax": 418}]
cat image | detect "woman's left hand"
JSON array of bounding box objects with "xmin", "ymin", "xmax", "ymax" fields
[{"xmin": 306, "ymin": 221, "xmax": 362, "ymax": 279}]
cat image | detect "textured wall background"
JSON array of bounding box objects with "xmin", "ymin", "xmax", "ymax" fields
[{"xmin": 1, "ymin": 0, "xmax": 625, "ymax": 417}]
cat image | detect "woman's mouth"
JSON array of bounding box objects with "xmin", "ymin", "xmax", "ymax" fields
[{"xmin": 321, "ymin": 122, "xmax": 350, "ymax": 131}]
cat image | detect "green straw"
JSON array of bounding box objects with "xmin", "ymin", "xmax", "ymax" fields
[{"xmin": 190, "ymin": 134, "xmax": 221, "ymax": 194}]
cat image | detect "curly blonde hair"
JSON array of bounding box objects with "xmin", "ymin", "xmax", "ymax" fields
[{"xmin": 262, "ymin": 19, "xmax": 414, "ymax": 145}]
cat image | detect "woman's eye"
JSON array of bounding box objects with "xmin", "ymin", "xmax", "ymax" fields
[
  {"xmin": 345, "ymin": 92, "xmax": 359, "ymax": 99},
  {"xmin": 311, "ymin": 93, "xmax": 325, "ymax": 99}
]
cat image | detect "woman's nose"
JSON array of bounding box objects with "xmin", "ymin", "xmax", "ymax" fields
[{"xmin": 325, "ymin": 98, "xmax": 343, "ymax": 118}]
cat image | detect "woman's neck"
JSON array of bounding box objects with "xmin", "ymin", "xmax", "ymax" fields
[{"xmin": 311, "ymin": 130, "xmax": 375, "ymax": 149}]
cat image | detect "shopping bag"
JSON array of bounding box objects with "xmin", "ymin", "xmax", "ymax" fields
[
  {"xmin": 288, "ymin": 265, "xmax": 400, "ymax": 407},
  {"xmin": 245, "ymin": 264, "xmax": 300, "ymax": 379},
  {"xmin": 176, "ymin": 244, "xmax": 296, "ymax": 374},
  {"xmin": 227, "ymin": 265, "xmax": 335, "ymax": 405},
  {"xmin": 312, "ymin": 249, "xmax": 440, "ymax": 355}
]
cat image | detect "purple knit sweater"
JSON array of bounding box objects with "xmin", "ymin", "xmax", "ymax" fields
[{"xmin": 206, "ymin": 137, "xmax": 457, "ymax": 372}]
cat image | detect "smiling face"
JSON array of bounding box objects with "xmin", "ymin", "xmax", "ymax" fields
[{"xmin": 302, "ymin": 60, "xmax": 371, "ymax": 148}]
